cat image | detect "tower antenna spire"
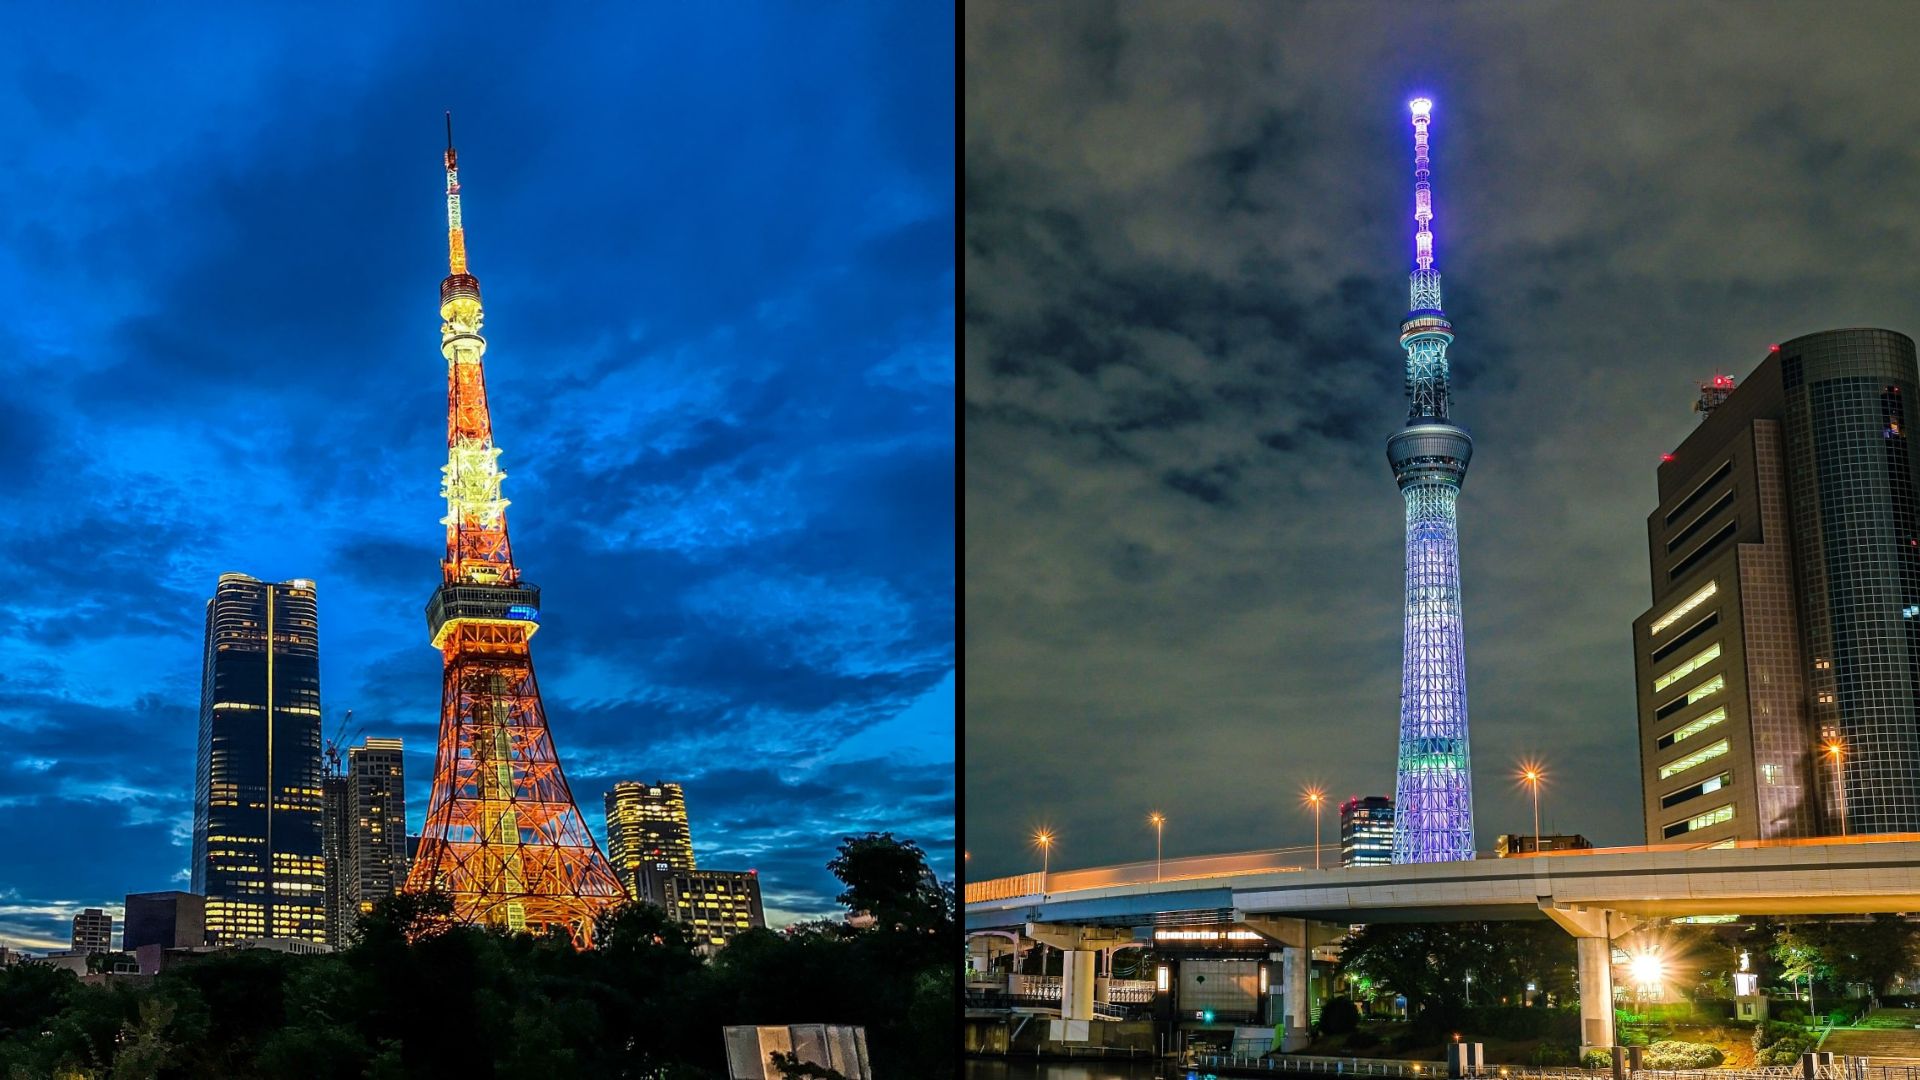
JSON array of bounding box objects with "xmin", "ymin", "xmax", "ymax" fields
[{"xmin": 444, "ymin": 112, "xmax": 466, "ymax": 275}]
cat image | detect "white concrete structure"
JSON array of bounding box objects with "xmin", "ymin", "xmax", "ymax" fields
[{"xmin": 966, "ymin": 835, "xmax": 1920, "ymax": 1051}]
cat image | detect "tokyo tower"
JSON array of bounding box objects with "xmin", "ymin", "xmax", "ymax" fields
[
  {"xmin": 1388, "ymin": 98, "xmax": 1477, "ymax": 863},
  {"xmin": 404, "ymin": 114, "xmax": 626, "ymax": 943}
]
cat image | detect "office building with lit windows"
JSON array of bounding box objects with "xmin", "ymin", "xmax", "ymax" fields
[
  {"xmin": 191, "ymin": 574, "xmax": 327, "ymax": 944},
  {"xmin": 1635, "ymin": 329, "xmax": 1920, "ymax": 844},
  {"xmin": 349, "ymin": 738, "xmax": 408, "ymax": 915},
  {"xmin": 322, "ymin": 772, "xmax": 353, "ymax": 946},
  {"xmin": 665, "ymin": 869, "xmax": 766, "ymax": 952},
  {"xmin": 1339, "ymin": 796, "xmax": 1395, "ymax": 867},
  {"xmin": 71, "ymin": 909, "xmax": 112, "ymax": 954},
  {"xmin": 604, "ymin": 781, "xmax": 695, "ymax": 902}
]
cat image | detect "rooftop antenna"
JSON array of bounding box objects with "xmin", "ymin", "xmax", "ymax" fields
[{"xmin": 1696, "ymin": 373, "xmax": 1736, "ymax": 421}]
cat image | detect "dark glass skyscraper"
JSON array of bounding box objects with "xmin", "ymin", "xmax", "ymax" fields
[
  {"xmin": 1635, "ymin": 329, "xmax": 1920, "ymax": 841},
  {"xmin": 191, "ymin": 574, "xmax": 326, "ymax": 943}
]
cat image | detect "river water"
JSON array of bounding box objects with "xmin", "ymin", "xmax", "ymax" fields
[{"xmin": 963, "ymin": 1060, "xmax": 1202, "ymax": 1080}]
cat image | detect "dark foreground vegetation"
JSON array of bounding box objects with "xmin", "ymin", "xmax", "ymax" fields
[{"xmin": 0, "ymin": 834, "xmax": 953, "ymax": 1079}]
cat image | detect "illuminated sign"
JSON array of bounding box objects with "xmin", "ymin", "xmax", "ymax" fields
[
  {"xmin": 506, "ymin": 604, "xmax": 539, "ymax": 621},
  {"xmin": 1153, "ymin": 929, "xmax": 1262, "ymax": 941}
]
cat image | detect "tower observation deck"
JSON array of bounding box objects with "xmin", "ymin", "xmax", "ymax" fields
[{"xmin": 1388, "ymin": 97, "xmax": 1476, "ymax": 863}]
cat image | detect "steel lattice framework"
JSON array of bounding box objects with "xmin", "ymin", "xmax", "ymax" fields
[
  {"xmin": 404, "ymin": 115, "xmax": 626, "ymax": 945},
  {"xmin": 1387, "ymin": 99, "xmax": 1477, "ymax": 863}
]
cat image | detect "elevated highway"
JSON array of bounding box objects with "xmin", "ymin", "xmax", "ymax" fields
[{"xmin": 964, "ymin": 835, "xmax": 1920, "ymax": 1050}]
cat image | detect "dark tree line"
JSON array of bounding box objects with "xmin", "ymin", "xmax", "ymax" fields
[{"xmin": 0, "ymin": 833, "xmax": 954, "ymax": 1080}]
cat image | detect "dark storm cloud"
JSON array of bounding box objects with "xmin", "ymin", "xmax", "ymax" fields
[
  {"xmin": 965, "ymin": 2, "xmax": 1920, "ymax": 878},
  {"xmin": 0, "ymin": 3, "xmax": 952, "ymax": 945}
]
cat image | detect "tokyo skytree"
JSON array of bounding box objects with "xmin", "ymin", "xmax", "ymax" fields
[{"xmin": 1388, "ymin": 98, "xmax": 1476, "ymax": 863}]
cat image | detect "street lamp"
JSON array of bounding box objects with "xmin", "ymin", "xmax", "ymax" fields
[
  {"xmin": 1149, "ymin": 812, "xmax": 1165, "ymax": 882},
  {"xmin": 1034, "ymin": 829, "xmax": 1054, "ymax": 892},
  {"xmin": 1303, "ymin": 788, "xmax": 1326, "ymax": 869},
  {"xmin": 1465, "ymin": 973, "xmax": 1473, "ymax": 1005},
  {"xmin": 1823, "ymin": 737, "xmax": 1847, "ymax": 837},
  {"xmin": 1518, "ymin": 762, "xmax": 1545, "ymax": 853}
]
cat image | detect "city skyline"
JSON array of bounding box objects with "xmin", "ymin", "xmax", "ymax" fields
[
  {"xmin": 0, "ymin": 6, "xmax": 954, "ymax": 951},
  {"xmin": 965, "ymin": 3, "xmax": 1920, "ymax": 880}
]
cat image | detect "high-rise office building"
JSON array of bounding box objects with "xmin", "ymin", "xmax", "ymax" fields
[
  {"xmin": 350, "ymin": 738, "xmax": 408, "ymax": 915},
  {"xmin": 1339, "ymin": 796, "xmax": 1395, "ymax": 867},
  {"xmin": 604, "ymin": 781, "xmax": 696, "ymax": 902},
  {"xmin": 71, "ymin": 909, "xmax": 112, "ymax": 954},
  {"xmin": 664, "ymin": 869, "xmax": 766, "ymax": 952},
  {"xmin": 1634, "ymin": 329, "xmax": 1920, "ymax": 843},
  {"xmin": 123, "ymin": 891, "xmax": 205, "ymax": 951},
  {"xmin": 191, "ymin": 573, "xmax": 327, "ymax": 944},
  {"xmin": 322, "ymin": 771, "xmax": 354, "ymax": 946}
]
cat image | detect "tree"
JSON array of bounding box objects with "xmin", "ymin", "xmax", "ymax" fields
[{"xmin": 827, "ymin": 833, "xmax": 945, "ymax": 933}]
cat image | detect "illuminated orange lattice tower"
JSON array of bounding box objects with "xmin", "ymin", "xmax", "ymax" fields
[{"xmin": 404, "ymin": 115, "xmax": 625, "ymax": 946}]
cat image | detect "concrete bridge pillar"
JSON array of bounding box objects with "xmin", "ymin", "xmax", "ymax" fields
[
  {"xmin": 1281, "ymin": 945, "xmax": 1311, "ymax": 1051},
  {"xmin": 1540, "ymin": 903, "xmax": 1643, "ymax": 1055},
  {"xmin": 1061, "ymin": 949, "xmax": 1097, "ymax": 1021},
  {"xmin": 1024, "ymin": 921, "xmax": 1135, "ymax": 1026},
  {"xmin": 1238, "ymin": 914, "xmax": 1343, "ymax": 1053}
]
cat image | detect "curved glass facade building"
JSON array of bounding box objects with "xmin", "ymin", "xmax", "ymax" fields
[
  {"xmin": 1635, "ymin": 329, "xmax": 1920, "ymax": 841},
  {"xmin": 1388, "ymin": 99, "xmax": 1477, "ymax": 863}
]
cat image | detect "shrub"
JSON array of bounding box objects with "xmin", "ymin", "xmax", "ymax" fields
[
  {"xmin": 1582, "ymin": 1049, "xmax": 1614, "ymax": 1070},
  {"xmin": 1321, "ymin": 997, "xmax": 1360, "ymax": 1035},
  {"xmin": 1346, "ymin": 1029, "xmax": 1381, "ymax": 1051},
  {"xmin": 1617, "ymin": 1027, "xmax": 1651, "ymax": 1047},
  {"xmin": 1529, "ymin": 1043, "xmax": 1578, "ymax": 1066},
  {"xmin": 1643, "ymin": 1040, "xmax": 1725, "ymax": 1069},
  {"xmin": 1754, "ymin": 1020, "xmax": 1804, "ymax": 1051},
  {"xmin": 1757, "ymin": 1035, "xmax": 1815, "ymax": 1066},
  {"xmin": 1775, "ymin": 1006, "xmax": 1808, "ymax": 1024}
]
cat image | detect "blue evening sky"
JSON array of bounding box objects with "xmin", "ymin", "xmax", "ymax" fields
[{"xmin": 0, "ymin": 5, "xmax": 953, "ymax": 949}]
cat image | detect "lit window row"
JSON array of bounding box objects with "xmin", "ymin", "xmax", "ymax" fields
[
  {"xmin": 1653, "ymin": 643, "xmax": 1722, "ymax": 692},
  {"xmin": 1662, "ymin": 803, "xmax": 1734, "ymax": 839},
  {"xmin": 1650, "ymin": 580, "xmax": 1718, "ymax": 636},
  {"xmin": 1660, "ymin": 738, "xmax": 1730, "ymax": 779},
  {"xmin": 1657, "ymin": 707, "xmax": 1727, "ymax": 750}
]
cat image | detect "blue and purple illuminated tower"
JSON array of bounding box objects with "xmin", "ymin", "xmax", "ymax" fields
[{"xmin": 1388, "ymin": 97, "xmax": 1476, "ymax": 863}]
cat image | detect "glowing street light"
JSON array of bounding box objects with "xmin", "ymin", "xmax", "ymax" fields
[
  {"xmin": 1464, "ymin": 972, "xmax": 1473, "ymax": 1005},
  {"xmin": 1823, "ymin": 737, "xmax": 1847, "ymax": 836},
  {"xmin": 1518, "ymin": 762, "xmax": 1545, "ymax": 853},
  {"xmin": 1303, "ymin": 788, "xmax": 1326, "ymax": 869},
  {"xmin": 1034, "ymin": 829, "xmax": 1054, "ymax": 892},
  {"xmin": 1149, "ymin": 812, "xmax": 1166, "ymax": 882}
]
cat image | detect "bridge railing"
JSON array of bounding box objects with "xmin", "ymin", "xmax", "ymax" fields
[{"xmin": 1194, "ymin": 1052, "xmax": 1444, "ymax": 1075}]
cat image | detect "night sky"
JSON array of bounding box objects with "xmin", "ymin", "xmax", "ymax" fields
[
  {"xmin": 965, "ymin": 4, "xmax": 1920, "ymax": 879},
  {"xmin": 0, "ymin": 5, "xmax": 953, "ymax": 950}
]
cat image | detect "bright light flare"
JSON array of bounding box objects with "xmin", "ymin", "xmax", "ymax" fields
[
  {"xmin": 1303, "ymin": 787, "xmax": 1326, "ymax": 807},
  {"xmin": 1628, "ymin": 950, "xmax": 1665, "ymax": 988},
  {"xmin": 1149, "ymin": 812, "xmax": 1165, "ymax": 826},
  {"xmin": 1824, "ymin": 738, "xmax": 1846, "ymax": 762},
  {"xmin": 1518, "ymin": 762, "xmax": 1545, "ymax": 788},
  {"xmin": 1409, "ymin": 97, "xmax": 1433, "ymax": 118},
  {"xmin": 1033, "ymin": 829, "xmax": 1054, "ymax": 848}
]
